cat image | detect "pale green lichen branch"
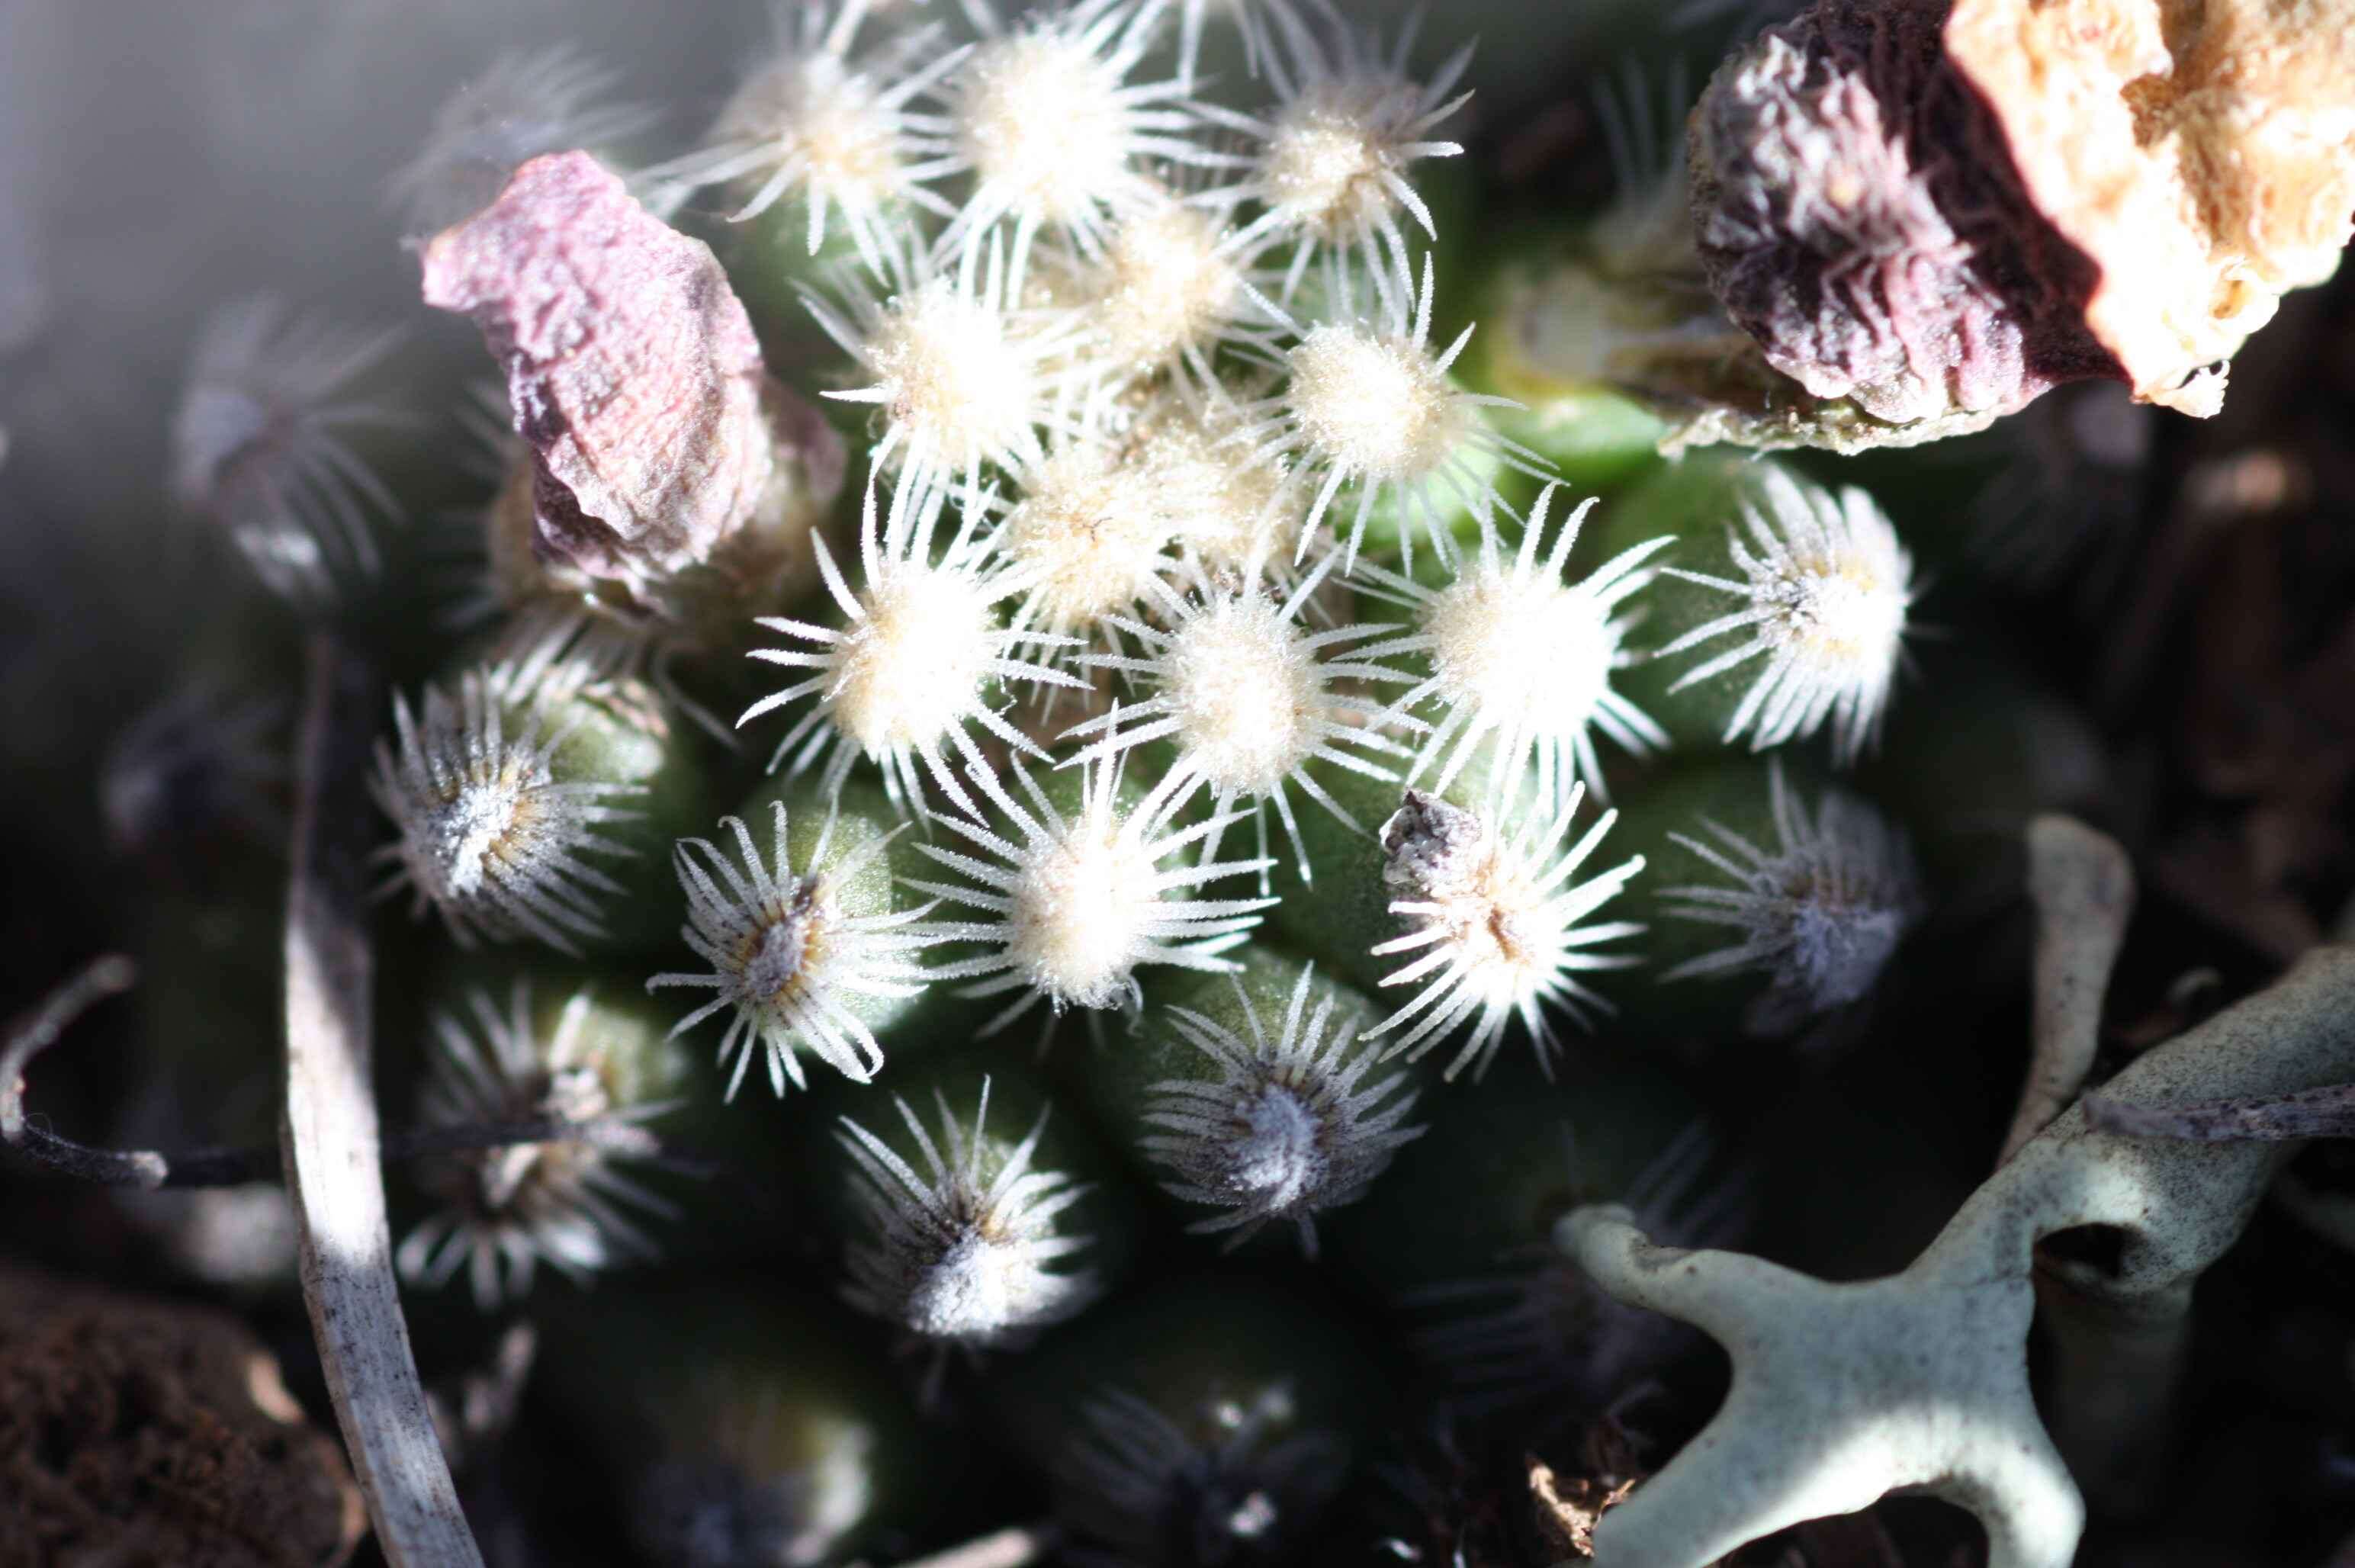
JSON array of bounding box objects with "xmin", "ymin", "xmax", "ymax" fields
[
  {"xmin": 1557, "ymin": 1206, "xmax": 2077, "ymax": 1568},
  {"xmin": 1558, "ymin": 811, "xmax": 2355, "ymax": 1566},
  {"xmin": 1999, "ymin": 813, "xmax": 2135, "ymax": 1164}
]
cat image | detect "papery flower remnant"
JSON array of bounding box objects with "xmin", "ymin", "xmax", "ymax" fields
[
  {"xmin": 421, "ymin": 150, "xmax": 834, "ymax": 601},
  {"xmin": 1688, "ymin": 0, "xmax": 2355, "ymax": 439}
]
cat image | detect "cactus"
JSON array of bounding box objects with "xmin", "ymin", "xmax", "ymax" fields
[{"xmin": 6, "ymin": 1, "xmax": 2353, "ymax": 1565}]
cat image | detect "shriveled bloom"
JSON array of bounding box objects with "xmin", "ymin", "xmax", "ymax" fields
[
  {"xmin": 1235, "ymin": 254, "xmax": 1536, "ymax": 572},
  {"xmin": 739, "ymin": 479, "xmax": 1080, "ymax": 821},
  {"xmin": 422, "ymin": 152, "xmax": 787, "ymax": 593},
  {"xmin": 1659, "ymin": 763, "xmax": 1924, "ymax": 1036},
  {"xmin": 1140, "ymin": 966, "xmax": 1423, "ymax": 1255},
  {"xmin": 1654, "ymin": 464, "xmax": 1912, "ymax": 764},
  {"xmin": 370, "ymin": 669, "xmax": 643, "ymax": 956},
  {"xmin": 1367, "ymin": 786, "xmax": 1645, "ymax": 1081},
  {"xmin": 909, "ymin": 749, "xmax": 1274, "ymax": 1030},
  {"xmin": 837, "ymin": 1078, "xmax": 1102, "ymax": 1357},
  {"xmin": 397, "ymin": 984, "xmax": 676, "ymax": 1309},
  {"xmin": 806, "ymin": 226, "xmax": 1070, "ymax": 514},
  {"xmin": 389, "ymin": 43, "xmax": 654, "ymax": 236},
  {"xmin": 1066, "ymin": 559, "xmax": 1414, "ymax": 879},
  {"xmin": 1357, "ymin": 484, "xmax": 1670, "ymax": 807},
  {"xmin": 1196, "ymin": 8, "xmax": 1470, "ymax": 310},
  {"xmin": 660, "ymin": 0, "xmax": 965, "ymax": 272},
  {"xmin": 647, "ymin": 800, "xmax": 943, "ymax": 1099},
  {"xmin": 170, "ymin": 295, "xmax": 406, "ymax": 604},
  {"xmin": 921, "ymin": 0, "xmax": 1212, "ymax": 277}
]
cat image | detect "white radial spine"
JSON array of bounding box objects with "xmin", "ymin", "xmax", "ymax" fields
[
  {"xmin": 1139, "ymin": 964, "xmax": 1425, "ymax": 1255},
  {"xmin": 397, "ymin": 983, "xmax": 676, "ymax": 1310},
  {"xmin": 836, "ymin": 1077, "xmax": 1102, "ymax": 1351},
  {"xmin": 916, "ymin": 0, "xmax": 1222, "ymax": 287},
  {"xmin": 1355, "ymin": 482, "xmax": 1672, "ymax": 809},
  {"xmin": 738, "ymin": 477, "xmax": 1081, "ymax": 823},
  {"xmin": 1063, "ymin": 552, "xmax": 1417, "ymax": 882},
  {"xmin": 1364, "ymin": 784, "xmax": 1647, "ymax": 1082},
  {"xmin": 803, "ymin": 220, "xmax": 1075, "ymax": 522},
  {"xmin": 1193, "ymin": 6, "xmax": 1472, "ymax": 316},
  {"xmin": 389, "ymin": 43, "xmax": 655, "ymax": 236},
  {"xmin": 646, "ymin": 799, "xmax": 943, "ymax": 1100},
  {"xmin": 171, "ymin": 295, "xmax": 406, "ymax": 604},
  {"xmin": 1231, "ymin": 252, "xmax": 1547, "ymax": 576},
  {"xmin": 1654, "ymin": 464, "xmax": 1914, "ymax": 764},
  {"xmin": 657, "ymin": 1, "xmax": 967, "ymax": 272},
  {"xmin": 369, "ymin": 667, "xmax": 644, "ymax": 957},
  {"xmin": 1659, "ymin": 761, "xmax": 1925, "ymax": 1036},
  {"xmin": 907, "ymin": 742, "xmax": 1276, "ymax": 1031}
]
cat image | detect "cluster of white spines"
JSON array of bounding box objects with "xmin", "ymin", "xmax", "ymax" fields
[
  {"xmin": 1194, "ymin": 8, "xmax": 1470, "ymax": 310},
  {"xmin": 369, "ymin": 664, "xmax": 644, "ymax": 956},
  {"xmin": 734, "ymin": 0, "xmax": 1532, "ymax": 940},
  {"xmin": 1358, "ymin": 482, "xmax": 1672, "ymax": 808},
  {"xmin": 805, "ymin": 228, "xmax": 1069, "ymax": 519},
  {"xmin": 663, "ymin": 0, "xmax": 965, "ymax": 272},
  {"xmin": 1140, "ymin": 965, "xmax": 1424, "ymax": 1254},
  {"xmin": 397, "ymin": 984, "xmax": 675, "ymax": 1309},
  {"xmin": 836, "ymin": 1077, "xmax": 1102, "ymax": 1351},
  {"xmin": 994, "ymin": 429, "xmax": 1190, "ymax": 651},
  {"xmin": 1233, "ymin": 254, "xmax": 1539, "ymax": 573},
  {"xmin": 909, "ymin": 748, "xmax": 1275, "ymax": 1030},
  {"xmin": 1068, "ymin": 556, "xmax": 1414, "ymax": 879},
  {"xmin": 1058, "ymin": 181, "xmax": 1271, "ymax": 391},
  {"xmin": 1659, "ymin": 762, "xmax": 1924, "ymax": 1036},
  {"xmin": 170, "ymin": 294, "xmax": 406, "ymax": 604},
  {"xmin": 390, "ymin": 43, "xmax": 655, "ymax": 236},
  {"xmin": 741, "ymin": 478, "xmax": 1079, "ymax": 821},
  {"xmin": 1658, "ymin": 464, "xmax": 1913, "ymax": 765},
  {"xmin": 1368, "ymin": 786, "xmax": 1647, "ymax": 1081},
  {"xmin": 647, "ymin": 799, "xmax": 944, "ymax": 1098},
  {"xmin": 925, "ymin": 0, "xmax": 1214, "ymax": 275}
]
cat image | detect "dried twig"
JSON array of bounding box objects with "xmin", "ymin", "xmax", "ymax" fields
[
  {"xmin": 0, "ymin": 956, "xmax": 265, "ymax": 1188},
  {"xmin": 281, "ymin": 635, "xmax": 484, "ymax": 1568},
  {"xmin": 2, "ymin": 958, "xmax": 708, "ymax": 1187}
]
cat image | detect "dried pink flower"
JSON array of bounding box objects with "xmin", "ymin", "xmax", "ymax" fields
[{"xmin": 421, "ymin": 150, "xmax": 786, "ymax": 590}]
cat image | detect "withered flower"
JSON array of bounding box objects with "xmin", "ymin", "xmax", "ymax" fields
[
  {"xmin": 422, "ymin": 150, "xmax": 822, "ymax": 598},
  {"xmin": 1688, "ymin": 0, "xmax": 2117, "ymax": 434},
  {"xmin": 1683, "ymin": 0, "xmax": 2353, "ymax": 444}
]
